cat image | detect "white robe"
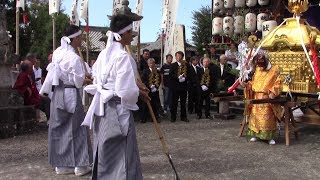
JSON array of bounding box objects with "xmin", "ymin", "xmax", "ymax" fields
[
  {"xmin": 83, "ymin": 42, "xmax": 139, "ymax": 131},
  {"xmin": 40, "ymin": 45, "xmax": 85, "ymax": 113}
]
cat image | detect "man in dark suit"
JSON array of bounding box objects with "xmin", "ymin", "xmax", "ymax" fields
[
  {"xmin": 138, "ymin": 49, "xmax": 150, "ymax": 74},
  {"xmin": 217, "ymin": 54, "xmax": 236, "ymax": 92},
  {"xmin": 198, "ymin": 57, "xmax": 215, "ymax": 119},
  {"xmin": 169, "ymin": 51, "xmax": 189, "ymax": 122},
  {"xmin": 187, "ymin": 56, "xmax": 201, "ymax": 115},
  {"xmin": 141, "ymin": 58, "xmax": 161, "ymax": 123}
]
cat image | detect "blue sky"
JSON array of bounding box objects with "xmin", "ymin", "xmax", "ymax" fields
[{"xmin": 61, "ymin": 0, "xmax": 211, "ymax": 43}]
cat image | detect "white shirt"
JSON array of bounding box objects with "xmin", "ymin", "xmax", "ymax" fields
[
  {"xmin": 192, "ymin": 64, "xmax": 197, "ymax": 74},
  {"xmin": 220, "ymin": 64, "xmax": 224, "ymax": 76},
  {"xmin": 33, "ymin": 66, "xmax": 42, "ymax": 91},
  {"xmin": 177, "ymin": 61, "xmax": 181, "ymax": 66}
]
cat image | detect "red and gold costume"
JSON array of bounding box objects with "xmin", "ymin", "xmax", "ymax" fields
[{"xmin": 246, "ymin": 65, "xmax": 282, "ymax": 140}]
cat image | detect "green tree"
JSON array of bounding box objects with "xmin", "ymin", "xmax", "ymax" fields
[
  {"xmin": 6, "ymin": 0, "xmax": 69, "ymax": 65},
  {"xmin": 191, "ymin": 5, "xmax": 212, "ymax": 55}
]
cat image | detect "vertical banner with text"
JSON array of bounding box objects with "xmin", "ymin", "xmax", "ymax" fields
[{"xmin": 163, "ymin": 0, "xmax": 179, "ymax": 60}]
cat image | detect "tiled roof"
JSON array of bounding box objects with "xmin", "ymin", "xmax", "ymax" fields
[
  {"xmin": 80, "ymin": 26, "xmax": 107, "ymax": 52},
  {"xmin": 142, "ymin": 37, "xmax": 197, "ymax": 52}
]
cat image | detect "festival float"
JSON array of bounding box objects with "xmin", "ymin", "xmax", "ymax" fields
[{"xmin": 212, "ymin": 0, "xmax": 320, "ymax": 145}]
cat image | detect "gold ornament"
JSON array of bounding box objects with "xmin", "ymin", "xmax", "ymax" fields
[
  {"xmin": 148, "ymin": 68, "xmax": 160, "ymax": 88},
  {"xmin": 177, "ymin": 61, "xmax": 187, "ymax": 78},
  {"xmin": 200, "ymin": 68, "xmax": 210, "ymax": 87}
]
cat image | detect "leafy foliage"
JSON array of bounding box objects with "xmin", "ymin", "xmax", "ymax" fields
[
  {"xmin": 6, "ymin": 0, "xmax": 69, "ymax": 65},
  {"xmin": 191, "ymin": 5, "xmax": 212, "ymax": 56}
]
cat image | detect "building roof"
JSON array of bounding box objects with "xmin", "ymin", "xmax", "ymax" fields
[
  {"xmin": 142, "ymin": 37, "xmax": 197, "ymax": 52},
  {"xmin": 80, "ymin": 26, "xmax": 107, "ymax": 52}
]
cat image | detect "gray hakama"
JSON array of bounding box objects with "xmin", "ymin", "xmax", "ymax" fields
[
  {"xmin": 92, "ymin": 97, "xmax": 142, "ymax": 180},
  {"xmin": 48, "ymin": 83, "xmax": 92, "ymax": 167}
]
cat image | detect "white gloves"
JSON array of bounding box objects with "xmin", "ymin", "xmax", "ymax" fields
[
  {"xmin": 151, "ymin": 87, "xmax": 157, "ymax": 92},
  {"xmin": 201, "ymin": 85, "xmax": 208, "ymax": 91},
  {"xmin": 178, "ymin": 75, "xmax": 185, "ymax": 83},
  {"xmin": 150, "ymin": 84, "xmax": 157, "ymax": 92}
]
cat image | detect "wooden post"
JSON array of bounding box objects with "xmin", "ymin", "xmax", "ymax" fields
[
  {"xmin": 284, "ymin": 103, "xmax": 290, "ymax": 146},
  {"xmin": 52, "ymin": 15, "xmax": 56, "ymax": 50},
  {"xmin": 15, "ymin": 7, "xmax": 19, "ymax": 55}
]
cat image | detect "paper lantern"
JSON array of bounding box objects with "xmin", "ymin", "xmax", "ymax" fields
[
  {"xmin": 213, "ymin": 0, "xmax": 224, "ymax": 13},
  {"xmin": 258, "ymin": 0, "xmax": 270, "ymax": 6},
  {"xmin": 262, "ymin": 20, "xmax": 277, "ymax": 36},
  {"xmin": 212, "ymin": 17, "xmax": 223, "ymax": 35},
  {"xmin": 224, "ymin": 0, "xmax": 234, "ymax": 9},
  {"xmin": 235, "ymin": 0, "xmax": 246, "ymax": 8},
  {"xmin": 257, "ymin": 13, "xmax": 268, "ymax": 31},
  {"xmin": 223, "ymin": 16, "xmax": 234, "ymax": 35},
  {"xmin": 234, "ymin": 16, "xmax": 244, "ymax": 34},
  {"xmin": 246, "ymin": 0, "xmax": 257, "ymax": 7},
  {"xmin": 245, "ymin": 13, "xmax": 257, "ymax": 32}
]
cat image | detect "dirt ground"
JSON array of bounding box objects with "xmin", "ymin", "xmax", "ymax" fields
[{"xmin": 0, "ymin": 113, "xmax": 320, "ymax": 180}]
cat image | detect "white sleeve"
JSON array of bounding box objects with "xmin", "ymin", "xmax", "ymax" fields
[
  {"xmin": 70, "ymin": 56, "xmax": 86, "ymax": 88},
  {"xmin": 115, "ymin": 54, "xmax": 139, "ymax": 111}
]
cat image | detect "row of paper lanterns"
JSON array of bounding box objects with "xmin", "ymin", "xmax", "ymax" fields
[
  {"xmin": 212, "ymin": 13, "xmax": 277, "ymax": 36},
  {"xmin": 213, "ymin": 0, "xmax": 270, "ymax": 12}
]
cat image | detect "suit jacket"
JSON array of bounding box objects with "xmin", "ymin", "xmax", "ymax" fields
[
  {"xmin": 198, "ymin": 66, "xmax": 217, "ymax": 93},
  {"xmin": 169, "ymin": 62, "xmax": 189, "ymax": 91},
  {"xmin": 141, "ymin": 68, "xmax": 161, "ymax": 90},
  {"xmin": 217, "ymin": 63, "xmax": 236, "ymax": 90},
  {"xmin": 188, "ymin": 65, "xmax": 202, "ymax": 88}
]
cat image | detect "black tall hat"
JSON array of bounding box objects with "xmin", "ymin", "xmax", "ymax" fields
[{"xmin": 108, "ymin": 0, "xmax": 143, "ymax": 21}]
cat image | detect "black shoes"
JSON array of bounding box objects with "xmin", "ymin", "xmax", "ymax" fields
[
  {"xmin": 205, "ymin": 115, "xmax": 213, "ymax": 120},
  {"xmin": 181, "ymin": 117, "xmax": 189, "ymax": 122},
  {"xmin": 197, "ymin": 115, "xmax": 202, "ymax": 119}
]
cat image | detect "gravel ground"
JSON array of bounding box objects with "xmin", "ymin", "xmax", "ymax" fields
[{"xmin": 0, "ymin": 113, "xmax": 320, "ymax": 180}]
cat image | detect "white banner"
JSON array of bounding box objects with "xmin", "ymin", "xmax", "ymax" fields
[
  {"xmin": 132, "ymin": 0, "xmax": 144, "ymax": 46},
  {"xmin": 16, "ymin": 0, "xmax": 25, "ymax": 11},
  {"xmin": 80, "ymin": 0, "xmax": 88, "ymax": 21},
  {"xmin": 113, "ymin": 0, "xmax": 122, "ymax": 15},
  {"xmin": 164, "ymin": 0, "xmax": 179, "ymax": 58},
  {"xmin": 70, "ymin": 0, "xmax": 79, "ymax": 26},
  {"xmin": 172, "ymin": 24, "xmax": 185, "ymax": 58},
  {"xmin": 161, "ymin": 0, "xmax": 169, "ymax": 29},
  {"xmin": 49, "ymin": 0, "xmax": 60, "ymax": 15}
]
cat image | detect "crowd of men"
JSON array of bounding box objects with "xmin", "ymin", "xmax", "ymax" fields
[{"xmin": 137, "ymin": 45, "xmax": 238, "ymax": 123}]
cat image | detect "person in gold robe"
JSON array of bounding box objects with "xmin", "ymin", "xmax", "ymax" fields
[{"xmin": 242, "ymin": 53, "xmax": 282, "ymax": 145}]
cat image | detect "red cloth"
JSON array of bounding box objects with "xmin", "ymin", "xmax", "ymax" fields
[{"xmin": 13, "ymin": 72, "xmax": 41, "ymax": 107}]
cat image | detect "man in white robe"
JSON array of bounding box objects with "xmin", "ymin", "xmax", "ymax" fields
[
  {"xmin": 82, "ymin": 11, "xmax": 148, "ymax": 179},
  {"xmin": 40, "ymin": 25, "xmax": 92, "ymax": 176}
]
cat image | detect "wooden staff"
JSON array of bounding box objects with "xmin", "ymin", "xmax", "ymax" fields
[
  {"xmin": 77, "ymin": 47, "xmax": 91, "ymax": 79},
  {"xmin": 126, "ymin": 45, "xmax": 180, "ymax": 180}
]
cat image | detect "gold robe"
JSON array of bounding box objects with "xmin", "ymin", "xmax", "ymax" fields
[{"xmin": 247, "ymin": 65, "xmax": 282, "ymax": 140}]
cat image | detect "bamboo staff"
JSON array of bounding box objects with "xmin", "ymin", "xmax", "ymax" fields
[
  {"xmin": 126, "ymin": 45, "xmax": 180, "ymax": 180},
  {"xmin": 137, "ymin": 27, "xmax": 141, "ymax": 62},
  {"xmin": 77, "ymin": 47, "xmax": 90, "ymax": 78}
]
